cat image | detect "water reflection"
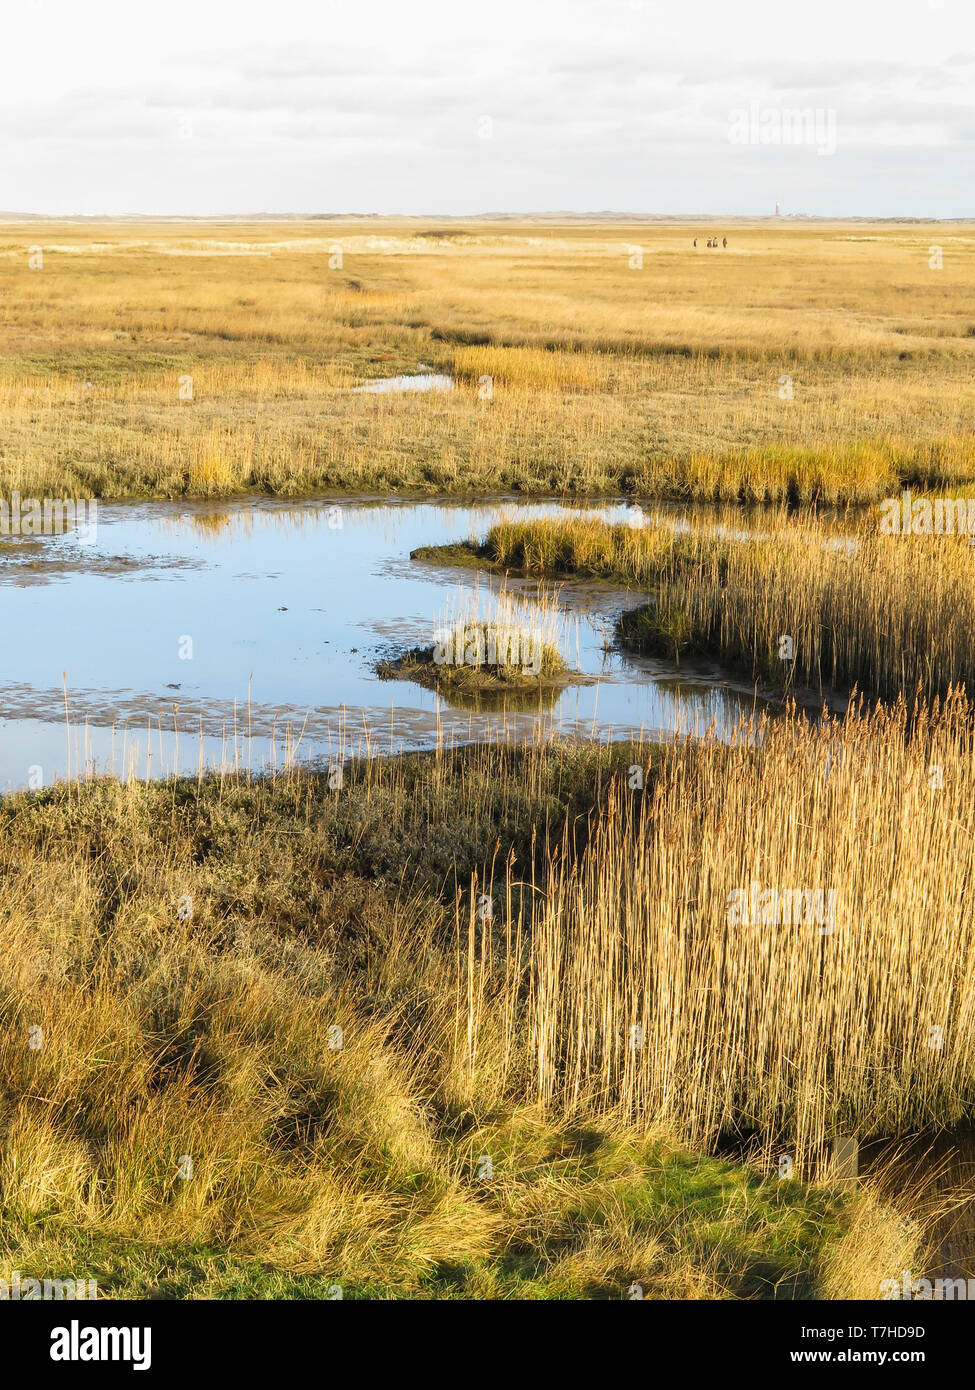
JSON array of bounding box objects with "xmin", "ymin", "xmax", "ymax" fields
[
  {"xmin": 353, "ymin": 373, "xmax": 454, "ymax": 394},
  {"xmin": 0, "ymin": 494, "xmax": 802, "ymax": 790}
]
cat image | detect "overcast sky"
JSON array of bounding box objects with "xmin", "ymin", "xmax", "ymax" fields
[{"xmin": 0, "ymin": 0, "xmax": 971, "ymax": 217}]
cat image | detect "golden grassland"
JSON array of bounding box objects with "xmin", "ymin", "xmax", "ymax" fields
[
  {"xmin": 2, "ymin": 216, "xmax": 973, "ymax": 1300},
  {"xmin": 0, "ymin": 218, "xmax": 974, "ymax": 502},
  {"xmin": 428, "ymin": 511, "xmax": 975, "ymax": 702},
  {"xmin": 0, "ymin": 730, "xmax": 933, "ymax": 1299}
]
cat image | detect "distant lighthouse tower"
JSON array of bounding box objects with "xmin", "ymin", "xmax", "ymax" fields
[{"xmin": 775, "ymin": 201, "xmax": 781, "ymax": 216}]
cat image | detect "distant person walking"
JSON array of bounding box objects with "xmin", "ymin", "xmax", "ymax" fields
[{"xmin": 722, "ymin": 237, "xmax": 727, "ymax": 248}]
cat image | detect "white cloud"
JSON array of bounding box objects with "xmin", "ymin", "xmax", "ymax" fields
[{"xmin": 0, "ymin": 0, "xmax": 971, "ymax": 214}]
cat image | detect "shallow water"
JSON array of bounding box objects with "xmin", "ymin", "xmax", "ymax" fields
[
  {"xmin": 863, "ymin": 1126, "xmax": 975, "ymax": 1286},
  {"xmin": 0, "ymin": 495, "xmax": 781, "ymax": 790},
  {"xmin": 724, "ymin": 1125, "xmax": 975, "ymax": 1286},
  {"xmin": 352, "ymin": 372, "xmax": 454, "ymax": 394}
]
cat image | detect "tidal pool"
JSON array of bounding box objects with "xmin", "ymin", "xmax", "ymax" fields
[
  {"xmin": 352, "ymin": 372, "xmax": 454, "ymax": 394},
  {"xmin": 0, "ymin": 495, "xmax": 782, "ymax": 790}
]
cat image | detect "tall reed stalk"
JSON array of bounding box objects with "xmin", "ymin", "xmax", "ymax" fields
[
  {"xmin": 484, "ymin": 514, "xmax": 975, "ymax": 701},
  {"xmin": 459, "ymin": 694, "xmax": 975, "ymax": 1164}
]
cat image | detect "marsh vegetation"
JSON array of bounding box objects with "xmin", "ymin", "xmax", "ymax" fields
[
  {"xmin": 0, "ymin": 220, "xmax": 973, "ymax": 503},
  {"xmin": 2, "ymin": 217, "xmax": 973, "ymax": 1299}
]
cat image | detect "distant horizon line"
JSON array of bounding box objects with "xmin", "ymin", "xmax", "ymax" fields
[{"xmin": 0, "ymin": 211, "xmax": 968, "ymax": 224}]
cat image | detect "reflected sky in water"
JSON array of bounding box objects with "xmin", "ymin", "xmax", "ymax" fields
[{"xmin": 0, "ymin": 495, "xmax": 778, "ymax": 789}]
